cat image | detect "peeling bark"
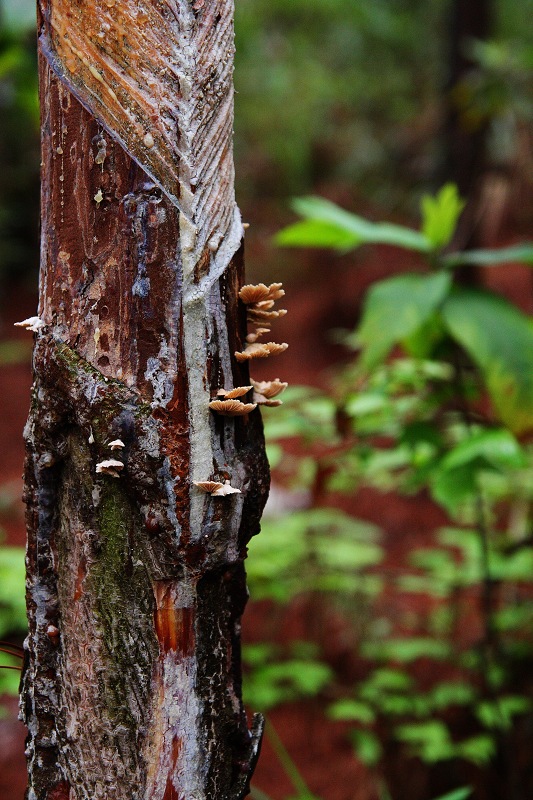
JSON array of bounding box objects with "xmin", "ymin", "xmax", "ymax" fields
[{"xmin": 22, "ymin": 2, "xmax": 271, "ymax": 798}]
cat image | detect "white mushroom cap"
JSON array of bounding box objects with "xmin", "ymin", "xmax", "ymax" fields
[
  {"xmin": 108, "ymin": 439, "xmax": 126, "ymax": 450},
  {"xmin": 14, "ymin": 316, "xmax": 45, "ymax": 333},
  {"xmin": 96, "ymin": 459, "xmax": 124, "ymax": 478},
  {"xmin": 211, "ymin": 481, "xmax": 241, "ymax": 496},
  {"xmin": 194, "ymin": 480, "xmax": 241, "ymax": 496}
]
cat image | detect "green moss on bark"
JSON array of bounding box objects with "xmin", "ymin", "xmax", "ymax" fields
[{"xmin": 91, "ymin": 482, "xmax": 157, "ymax": 728}]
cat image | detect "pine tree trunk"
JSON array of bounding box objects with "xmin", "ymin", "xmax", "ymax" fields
[{"xmin": 22, "ymin": 2, "xmax": 270, "ymax": 798}]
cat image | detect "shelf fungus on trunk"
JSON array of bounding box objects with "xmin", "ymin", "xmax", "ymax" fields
[
  {"xmin": 238, "ymin": 283, "xmax": 285, "ymax": 305},
  {"xmin": 194, "ymin": 481, "xmax": 242, "ymax": 497},
  {"xmin": 216, "ymin": 386, "xmax": 253, "ymax": 400},
  {"xmin": 235, "ymin": 342, "xmax": 289, "ymax": 362},
  {"xmin": 247, "ymin": 308, "xmax": 288, "ymax": 325},
  {"xmin": 251, "ymin": 379, "xmax": 289, "ymax": 407},
  {"xmin": 208, "ymin": 399, "xmax": 258, "ymax": 416},
  {"xmin": 246, "ymin": 327, "xmax": 270, "ymax": 344},
  {"xmin": 95, "ymin": 458, "xmax": 125, "ymax": 478},
  {"xmin": 14, "ymin": 316, "xmax": 46, "ymax": 333}
]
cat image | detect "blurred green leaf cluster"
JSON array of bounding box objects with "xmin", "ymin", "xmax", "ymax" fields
[
  {"xmin": 0, "ymin": 543, "xmax": 26, "ymax": 696},
  {"xmin": 0, "ymin": 0, "xmax": 39, "ymax": 283},
  {"xmin": 245, "ymin": 185, "xmax": 533, "ymax": 793},
  {"xmin": 234, "ymin": 0, "xmax": 533, "ymax": 209}
]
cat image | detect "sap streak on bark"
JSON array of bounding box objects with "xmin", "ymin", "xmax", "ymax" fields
[{"xmin": 23, "ymin": 2, "xmax": 269, "ymax": 799}]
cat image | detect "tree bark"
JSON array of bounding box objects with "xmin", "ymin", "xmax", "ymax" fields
[
  {"xmin": 22, "ymin": 2, "xmax": 271, "ymax": 798},
  {"xmin": 441, "ymin": 0, "xmax": 493, "ymax": 250}
]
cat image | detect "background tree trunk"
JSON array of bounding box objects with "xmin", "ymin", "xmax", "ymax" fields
[
  {"xmin": 22, "ymin": 2, "xmax": 270, "ymax": 798},
  {"xmin": 442, "ymin": 0, "xmax": 493, "ymax": 251}
]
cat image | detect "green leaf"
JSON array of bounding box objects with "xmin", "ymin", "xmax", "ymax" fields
[
  {"xmin": 0, "ymin": 340, "xmax": 32, "ymax": 366},
  {"xmin": 421, "ymin": 184, "xmax": 465, "ymax": 249},
  {"xmin": 443, "ymin": 243, "xmax": 533, "ymax": 269},
  {"xmin": 0, "ymin": 546, "xmax": 27, "ymax": 638},
  {"xmin": 357, "ymin": 271, "xmax": 452, "ymax": 369},
  {"xmin": 476, "ymin": 695, "xmax": 531, "ymax": 731},
  {"xmin": 274, "ymin": 219, "xmax": 362, "ymax": 250},
  {"xmin": 430, "ymin": 429, "xmax": 526, "ymax": 513},
  {"xmin": 244, "ymin": 659, "xmax": 334, "ymax": 711},
  {"xmin": 359, "ymin": 668, "xmax": 414, "ymax": 695},
  {"xmin": 250, "ymin": 788, "xmax": 275, "ymax": 800},
  {"xmin": 431, "ymin": 460, "xmax": 483, "ymax": 514},
  {"xmin": 394, "ymin": 720, "xmax": 453, "ymax": 763},
  {"xmin": 454, "ymin": 734, "xmax": 495, "ymax": 766},
  {"xmin": 328, "ymin": 699, "xmax": 376, "ymax": 724},
  {"xmin": 350, "ymin": 729, "xmax": 383, "ymax": 766},
  {"xmin": 275, "ymin": 196, "xmax": 431, "ymax": 252},
  {"xmin": 441, "ymin": 288, "xmax": 533, "ymax": 434},
  {"xmin": 0, "ymin": 654, "xmax": 21, "ymax": 696},
  {"xmin": 361, "ymin": 637, "xmax": 451, "ymax": 662},
  {"xmin": 265, "ymin": 443, "xmax": 283, "ymax": 469},
  {"xmin": 431, "ymin": 788, "xmax": 472, "ymax": 800},
  {"xmin": 427, "ymin": 682, "xmax": 476, "ymax": 710},
  {"xmin": 440, "ymin": 428, "xmax": 526, "ymax": 471}
]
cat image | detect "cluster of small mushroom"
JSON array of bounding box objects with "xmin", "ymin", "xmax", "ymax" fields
[
  {"xmin": 235, "ymin": 282, "xmax": 288, "ymax": 361},
  {"xmin": 95, "ymin": 439, "xmax": 125, "ymax": 478},
  {"xmin": 239, "ymin": 281, "xmax": 288, "ymax": 408},
  {"xmin": 197, "ymin": 283, "xmax": 289, "ymax": 497},
  {"xmin": 207, "ymin": 282, "xmax": 289, "ymax": 419},
  {"xmin": 208, "ymin": 385, "xmax": 257, "ymax": 417}
]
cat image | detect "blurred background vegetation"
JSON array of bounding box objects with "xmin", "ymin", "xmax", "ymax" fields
[
  {"xmin": 3, "ymin": 0, "xmax": 533, "ymax": 284},
  {"xmin": 3, "ymin": 1, "xmax": 533, "ymax": 799}
]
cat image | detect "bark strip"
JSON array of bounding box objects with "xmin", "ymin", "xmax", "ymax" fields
[{"xmin": 22, "ymin": 2, "xmax": 270, "ymax": 798}]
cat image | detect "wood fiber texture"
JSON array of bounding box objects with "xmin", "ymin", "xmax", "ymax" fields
[{"xmin": 22, "ymin": 2, "xmax": 269, "ymax": 799}]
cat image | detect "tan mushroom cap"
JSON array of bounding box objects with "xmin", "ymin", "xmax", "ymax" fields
[
  {"xmin": 254, "ymin": 396, "xmax": 283, "ymax": 407},
  {"xmin": 212, "ymin": 481, "xmax": 242, "ymax": 496},
  {"xmin": 235, "ymin": 342, "xmax": 288, "ymax": 362},
  {"xmin": 251, "ymin": 378, "xmax": 288, "ymax": 399},
  {"xmin": 194, "ymin": 481, "xmax": 225, "ymax": 494},
  {"xmin": 239, "ymin": 282, "xmax": 285, "ymax": 305},
  {"xmin": 247, "ymin": 308, "xmax": 287, "ymax": 323},
  {"xmin": 216, "ymin": 386, "xmax": 253, "ymax": 399},
  {"xmin": 246, "ymin": 327, "xmax": 271, "ymax": 343},
  {"xmin": 194, "ymin": 480, "xmax": 242, "ymax": 496},
  {"xmin": 208, "ymin": 399, "xmax": 257, "ymax": 416}
]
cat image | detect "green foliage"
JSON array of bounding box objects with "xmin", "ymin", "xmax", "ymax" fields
[
  {"xmin": 243, "ymin": 642, "xmax": 334, "ymax": 711},
  {"xmin": 244, "ymin": 183, "xmax": 533, "ymax": 794},
  {"xmin": 0, "ymin": 544, "xmax": 26, "ymax": 696},
  {"xmin": 278, "ymin": 188, "xmax": 533, "ymax": 436},
  {"xmin": 276, "ymin": 196, "xmax": 430, "ymax": 252},
  {"xmin": 247, "ymin": 508, "xmax": 383, "ymax": 603},
  {"xmin": 394, "ymin": 720, "xmax": 454, "ymax": 763},
  {"xmin": 441, "ymin": 289, "xmax": 533, "ymax": 434},
  {"xmin": 432, "ymin": 790, "xmax": 472, "ymax": 800},
  {"xmin": 0, "ymin": 545, "xmax": 26, "ymax": 639},
  {"xmin": 356, "ymin": 272, "xmax": 451, "ymax": 369},
  {"xmin": 350, "ymin": 728, "xmax": 383, "ymax": 767},
  {"xmin": 234, "ymin": 0, "xmax": 448, "ymax": 200},
  {"xmin": 0, "ymin": 4, "xmax": 39, "ymax": 282},
  {"xmin": 443, "ymin": 243, "xmax": 533, "ymax": 268},
  {"xmin": 420, "ymin": 184, "xmax": 465, "ymax": 249}
]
